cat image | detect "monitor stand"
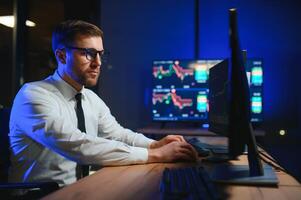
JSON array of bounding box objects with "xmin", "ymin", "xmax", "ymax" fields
[
  {"xmin": 210, "ymin": 163, "xmax": 278, "ymax": 186},
  {"xmin": 209, "ymin": 129, "xmax": 279, "ymax": 186}
]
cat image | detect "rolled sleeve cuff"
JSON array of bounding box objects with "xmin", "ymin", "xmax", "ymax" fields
[
  {"xmin": 133, "ymin": 134, "xmax": 155, "ymax": 148},
  {"xmin": 129, "ymin": 147, "xmax": 149, "ymax": 164},
  {"xmin": 144, "ymin": 138, "xmax": 155, "ymax": 149}
]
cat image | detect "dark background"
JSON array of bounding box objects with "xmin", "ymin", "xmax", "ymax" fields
[
  {"xmin": 101, "ymin": 0, "xmax": 301, "ymax": 133},
  {"xmin": 1, "ymin": 0, "xmax": 300, "ymax": 181}
]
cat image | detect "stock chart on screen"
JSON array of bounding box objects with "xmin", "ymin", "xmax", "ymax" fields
[
  {"xmin": 248, "ymin": 59, "xmax": 264, "ymax": 122},
  {"xmin": 151, "ymin": 59, "xmax": 263, "ymax": 122},
  {"xmin": 152, "ymin": 59, "xmax": 222, "ymax": 121}
]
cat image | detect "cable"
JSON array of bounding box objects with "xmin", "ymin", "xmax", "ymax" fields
[
  {"xmin": 259, "ymin": 152, "xmax": 288, "ymax": 173},
  {"xmin": 257, "ymin": 144, "xmax": 280, "ymax": 164},
  {"xmin": 256, "ymin": 144, "xmax": 296, "ymax": 179}
]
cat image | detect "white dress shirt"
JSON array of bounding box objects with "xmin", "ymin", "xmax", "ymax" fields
[{"xmin": 8, "ymin": 71, "xmax": 154, "ymax": 186}]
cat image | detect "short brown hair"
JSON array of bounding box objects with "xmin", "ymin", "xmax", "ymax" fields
[{"xmin": 52, "ymin": 20, "xmax": 103, "ymax": 52}]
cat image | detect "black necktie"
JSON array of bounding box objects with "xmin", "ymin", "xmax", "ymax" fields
[{"xmin": 75, "ymin": 93, "xmax": 90, "ymax": 178}]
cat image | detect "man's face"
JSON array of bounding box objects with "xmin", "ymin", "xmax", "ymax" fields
[{"xmin": 65, "ymin": 35, "xmax": 103, "ymax": 88}]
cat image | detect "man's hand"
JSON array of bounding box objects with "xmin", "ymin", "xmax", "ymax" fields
[
  {"xmin": 149, "ymin": 135, "xmax": 185, "ymax": 149},
  {"xmin": 147, "ymin": 141, "xmax": 198, "ymax": 163}
]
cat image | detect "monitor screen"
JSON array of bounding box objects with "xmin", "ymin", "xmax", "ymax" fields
[
  {"xmin": 247, "ymin": 59, "xmax": 264, "ymax": 122},
  {"xmin": 151, "ymin": 59, "xmax": 263, "ymax": 123},
  {"xmin": 152, "ymin": 59, "xmax": 223, "ymax": 121}
]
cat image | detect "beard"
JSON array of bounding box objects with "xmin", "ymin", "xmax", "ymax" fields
[{"xmin": 77, "ymin": 72, "xmax": 100, "ymax": 87}]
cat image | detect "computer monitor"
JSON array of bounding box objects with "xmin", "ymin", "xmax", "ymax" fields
[
  {"xmin": 152, "ymin": 59, "xmax": 223, "ymax": 122},
  {"xmin": 151, "ymin": 58, "xmax": 264, "ymax": 124},
  {"xmin": 208, "ymin": 8, "xmax": 278, "ymax": 186}
]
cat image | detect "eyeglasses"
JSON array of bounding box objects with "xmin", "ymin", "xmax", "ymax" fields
[{"xmin": 64, "ymin": 46, "xmax": 108, "ymax": 62}]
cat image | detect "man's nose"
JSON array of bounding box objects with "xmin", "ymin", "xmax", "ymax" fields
[{"xmin": 92, "ymin": 53, "xmax": 102, "ymax": 67}]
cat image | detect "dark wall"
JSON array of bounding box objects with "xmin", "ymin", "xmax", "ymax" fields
[
  {"xmin": 0, "ymin": 0, "xmax": 101, "ymax": 107},
  {"xmin": 99, "ymin": 0, "xmax": 301, "ymax": 133},
  {"xmin": 100, "ymin": 0, "xmax": 195, "ymax": 129},
  {"xmin": 0, "ymin": 1, "xmax": 13, "ymax": 107},
  {"xmin": 199, "ymin": 0, "xmax": 301, "ymax": 134},
  {"xmin": 0, "ymin": 28, "xmax": 13, "ymax": 107}
]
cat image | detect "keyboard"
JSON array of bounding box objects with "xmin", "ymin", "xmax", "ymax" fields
[
  {"xmin": 187, "ymin": 138, "xmax": 211, "ymax": 157},
  {"xmin": 160, "ymin": 166, "xmax": 221, "ymax": 200},
  {"xmin": 187, "ymin": 138, "xmax": 228, "ymax": 155}
]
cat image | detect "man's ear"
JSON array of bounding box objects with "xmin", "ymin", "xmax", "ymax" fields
[{"xmin": 55, "ymin": 49, "xmax": 66, "ymax": 64}]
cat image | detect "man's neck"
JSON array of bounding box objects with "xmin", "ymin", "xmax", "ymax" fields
[{"xmin": 57, "ymin": 68, "xmax": 83, "ymax": 92}]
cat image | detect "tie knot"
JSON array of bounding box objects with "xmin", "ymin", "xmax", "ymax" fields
[{"xmin": 75, "ymin": 93, "xmax": 82, "ymax": 102}]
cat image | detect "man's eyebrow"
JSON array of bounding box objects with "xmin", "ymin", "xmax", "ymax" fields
[{"xmin": 87, "ymin": 48, "xmax": 104, "ymax": 52}]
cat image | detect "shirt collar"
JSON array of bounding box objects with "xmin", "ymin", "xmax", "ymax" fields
[{"xmin": 51, "ymin": 70, "xmax": 86, "ymax": 101}]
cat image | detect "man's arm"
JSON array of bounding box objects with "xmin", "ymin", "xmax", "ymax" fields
[
  {"xmin": 10, "ymin": 84, "xmax": 149, "ymax": 166},
  {"xmin": 92, "ymin": 92, "xmax": 197, "ymax": 162},
  {"xmin": 94, "ymin": 93, "xmax": 154, "ymax": 148},
  {"xmin": 94, "ymin": 94, "xmax": 191, "ymax": 150}
]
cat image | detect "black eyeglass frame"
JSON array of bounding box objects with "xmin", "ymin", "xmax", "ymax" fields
[{"xmin": 64, "ymin": 46, "xmax": 106, "ymax": 61}]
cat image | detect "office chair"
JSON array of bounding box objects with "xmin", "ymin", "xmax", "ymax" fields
[{"xmin": 0, "ymin": 108, "xmax": 59, "ymax": 199}]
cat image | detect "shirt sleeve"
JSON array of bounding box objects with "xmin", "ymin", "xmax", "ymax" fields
[
  {"xmin": 10, "ymin": 84, "xmax": 150, "ymax": 166},
  {"xmin": 88, "ymin": 91, "xmax": 155, "ymax": 148}
]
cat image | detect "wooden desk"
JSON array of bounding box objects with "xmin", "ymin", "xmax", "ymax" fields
[{"xmin": 42, "ymin": 137, "xmax": 301, "ymax": 200}]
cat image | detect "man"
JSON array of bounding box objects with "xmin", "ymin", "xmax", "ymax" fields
[{"xmin": 9, "ymin": 20, "xmax": 197, "ymax": 187}]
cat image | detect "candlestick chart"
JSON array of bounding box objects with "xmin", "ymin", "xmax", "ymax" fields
[{"xmin": 151, "ymin": 59, "xmax": 263, "ymax": 122}]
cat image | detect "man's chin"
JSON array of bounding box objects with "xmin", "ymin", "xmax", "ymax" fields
[{"xmin": 84, "ymin": 80, "xmax": 98, "ymax": 88}]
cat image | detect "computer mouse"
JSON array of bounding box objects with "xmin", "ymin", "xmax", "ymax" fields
[{"xmin": 194, "ymin": 146, "xmax": 211, "ymax": 157}]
